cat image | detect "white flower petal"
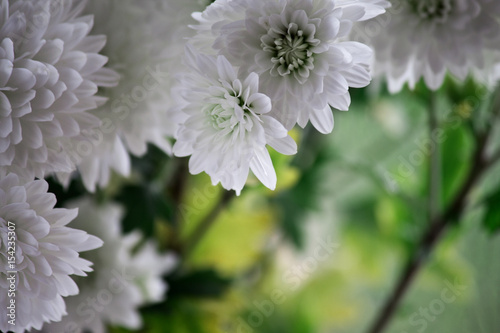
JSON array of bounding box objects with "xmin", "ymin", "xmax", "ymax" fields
[
  {"xmin": 310, "ymin": 105, "xmax": 335, "ymax": 134},
  {"xmin": 267, "ymin": 135, "xmax": 297, "ymax": 155},
  {"xmin": 250, "ymin": 146, "xmax": 277, "ymax": 190}
]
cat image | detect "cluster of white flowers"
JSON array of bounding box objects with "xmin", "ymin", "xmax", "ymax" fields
[
  {"xmin": 355, "ymin": 0, "xmax": 500, "ymax": 92},
  {"xmin": 0, "ymin": 1, "xmax": 181, "ymax": 331},
  {"xmin": 173, "ymin": 0, "xmax": 390, "ymax": 194},
  {"xmin": 38, "ymin": 198, "xmax": 177, "ymax": 333},
  {"xmin": 0, "ymin": 0, "xmax": 119, "ymax": 181},
  {"xmin": 0, "ymin": 172, "xmax": 102, "ymax": 332},
  {"xmin": 4, "ymin": 0, "xmax": 499, "ymax": 194},
  {"xmin": 56, "ymin": 0, "xmax": 209, "ymax": 192},
  {"xmin": 3, "ymin": 0, "xmax": 500, "ymax": 331}
]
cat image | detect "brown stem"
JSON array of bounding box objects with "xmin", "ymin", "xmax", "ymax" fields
[
  {"xmin": 168, "ymin": 158, "xmax": 190, "ymax": 220},
  {"xmin": 162, "ymin": 158, "xmax": 190, "ymax": 254}
]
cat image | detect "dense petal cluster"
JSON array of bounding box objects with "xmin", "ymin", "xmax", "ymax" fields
[
  {"xmin": 38, "ymin": 198, "xmax": 177, "ymax": 333},
  {"xmin": 56, "ymin": 0, "xmax": 209, "ymax": 192},
  {"xmin": 356, "ymin": 0, "xmax": 500, "ymax": 92},
  {"xmin": 0, "ymin": 173, "xmax": 102, "ymax": 332},
  {"xmin": 173, "ymin": 48, "xmax": 297, "ymax": 194},
  {"xmin": 0, "ymin": 0, "xmax": 118, "ymax": 180},
  {"xmin": 189, "ymin": 0, "xmax": 388, "ymax": 133}
]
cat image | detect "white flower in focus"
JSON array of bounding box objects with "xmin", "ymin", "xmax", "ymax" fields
[
  {"xmin": 38, "ymin": 198, "xmax": 177, "ymax": 333},
  {"xmin": 58, "ymin": 0, "xmax": 209, "ymax": 192},
  {"xmin": 190, "ymin": 0, "xmax": 386, "ymax": 133},
  {"xmin": 0, "ymin": 172, "xmax": 102, "ymax": 332},
  {"xmin": 173, "ymin": 47, "xmax": 297, "ymax": 195},
  {"xmin": 358, "ymin": 0, "xmax": 500, "ymax": 92},
  {"xmin": 0, "ymin": 0, "xmax": 119, "ymax": 180}
]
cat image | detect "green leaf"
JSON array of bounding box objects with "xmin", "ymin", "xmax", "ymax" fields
[
  {"xmin": 483, "ymin": 190, "xmax": 500, "ymax": 234},
  {"xmin": 168, "ymin": 269, "xmax": 232, "ymax": 299},
  {"xmin": 375, "ymin": 195, "xmax": 413, "ymax": 239},
  {"xmin": 129, "ymin": 144, "xmax": 171, "ymax": 183},
  {"xmin": 115, "ymin": 184, "xmax": 174, "ymax": 237},
  {"xmin": 276, "ymin": 142, "xmax": 335, "ymax": 248},
  {"xmin": 46, "ymin": 176, "xmax": 87, "ymax": 208},
  {"xmin": 440, "ymin": 124, "xmax": 474, "ymax": 208},
  {"xmin": 116, "ymin": 185, "xmax": 155, "ymax": 236},
  {"xmin": 273, "ymin": 127, "xmax": 341, "ymax": 248}
]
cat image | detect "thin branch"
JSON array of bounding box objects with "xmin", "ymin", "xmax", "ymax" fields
[
  {"xmin": 428, "ymin": 92, "xmax": 441, "ymax": 221},
  {"xmin": 366, "ymin": 119, "xmax": 495, "ymax": 333}
]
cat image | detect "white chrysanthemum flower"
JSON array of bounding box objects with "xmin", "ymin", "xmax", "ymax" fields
[
  {"xmin": 173, "ymin": 47, "xmax": 297, "ymax": 195},
  {"xmin": 190, "ymin": 0, "xmax": 388, "ymax": 133},
  {"xmin": 357, "ymin": 0, "xmax": 500, "ymax": 92},
  {"xmin": 0, "ymin": 172, "xmax": 102, "ymax": 332},
  {"xmin": 38, "ymin": 198, "xmax": 177, "ymax": 333},
  {"xmin": 56, "ymin": 0, "xmax": 209, "ymax": 192},
  {"xmin": 0, "ymin": 0, "xmax": 119, "ymax": 180}
]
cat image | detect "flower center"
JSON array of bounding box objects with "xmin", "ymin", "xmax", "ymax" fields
[
  {"xmin": 207, "ymin": 104, "xmax": 229, "ymax": 128},
  {"xmin": 204, "ymin": 88, "xmax": 252, "ymax": 132},
  {"xmin": 262, "ymin": 22, "xmax": 317, "ymax": 78},
  {"xmin": 411, "ymin": 0, "xmax": 453, "ymax": 23}
]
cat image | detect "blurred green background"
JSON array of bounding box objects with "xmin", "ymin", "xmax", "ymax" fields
[{"xmin": 49, "ymin": 79, "xmax": 500, "ymax": 333}]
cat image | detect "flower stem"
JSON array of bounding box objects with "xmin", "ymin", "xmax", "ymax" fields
[
  {"xmin": 183, "ymin": 190, "xmax": 235, "ymax": 258},
  {"xmin": 163, "ymin": 158, "xmax": 190, "ymax": 254},
  {"xmin": 429, "ymin": 92, "xmax": 441, "ymax": 221},
  {"xmin": 366, "ymin": 107, "xmax": 498, "ymax": 333}
]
